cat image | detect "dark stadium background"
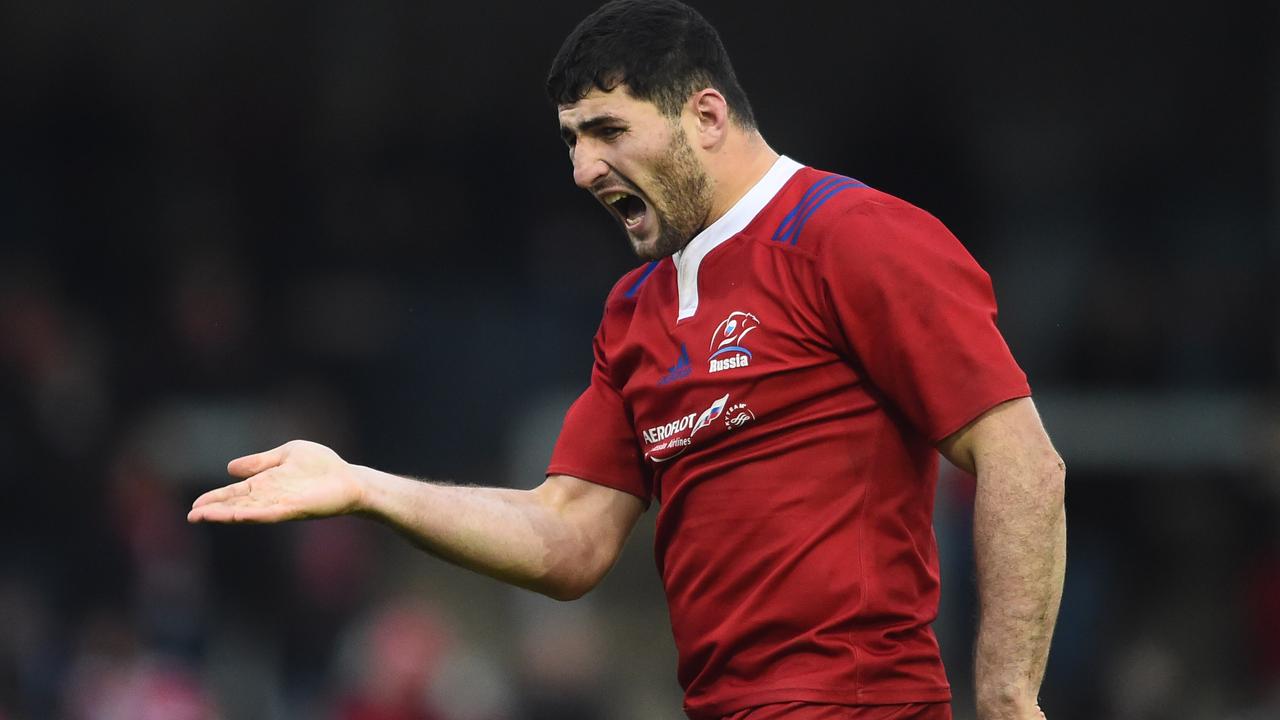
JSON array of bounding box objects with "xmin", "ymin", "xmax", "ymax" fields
[{"xmin": 1, "ymin": 1, "xmax": 1276, "ymax": 718}]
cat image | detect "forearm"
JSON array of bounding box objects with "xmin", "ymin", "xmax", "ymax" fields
[
  {"xmin": 353, "ymin": 466, "xmax": 603, "ymax": 600},
  {"xmin": 972, "ymin": 457, "xmax": 1066, "ymax": 718}
]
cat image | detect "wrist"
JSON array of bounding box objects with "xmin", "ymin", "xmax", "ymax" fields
[
  {"xmin": 347, "ymin": 463, "xmax": 382, "ymax": 515},
  {"xmin": 347, "ymin": 464, "xmax": 435, "ymax": 520}
]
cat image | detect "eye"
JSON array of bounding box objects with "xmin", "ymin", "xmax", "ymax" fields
[{"xmin": 599, "ymin": 126, "xmax": 625, "ymax": 141}]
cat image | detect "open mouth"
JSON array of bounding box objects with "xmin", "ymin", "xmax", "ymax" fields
[{"xmin": 601, "ymin": 191, "xmax": 648, "ymax": 231}]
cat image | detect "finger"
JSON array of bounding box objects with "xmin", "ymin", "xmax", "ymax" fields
[
  {"xmin": 191, "ymin": 479, "xmax": 254, "ymax": 509},
  {"xmin": 227, "ymin": 444, "xmax": 289, "ymax": 478},
  {"xmin": 188, "ymin": 500, "xmax": 291, "ymax": 524}
]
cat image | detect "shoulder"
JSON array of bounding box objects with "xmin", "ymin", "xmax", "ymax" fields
[
  {"xmin": 593, "ymin": 259, "xmax": 666, "ymax": 345},
  {"xmin": 602, "ymin": 260, "xmax": 663, "ymax": 312},
  {"xmin": 765, "ymin": 170, "xmax": 964, "ymax": 274},
  {"xmin": 770, "ymin": 169, "xmax": 942, "ymax": 248}
]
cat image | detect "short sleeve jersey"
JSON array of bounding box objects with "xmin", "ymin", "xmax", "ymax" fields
[{"xmin": 547, "ymin": 157, "xmax": 1030, "ymax": 719}]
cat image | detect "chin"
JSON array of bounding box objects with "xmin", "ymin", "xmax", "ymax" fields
[
  {"xmin": 627, "ymin": 233, "xmax": 661, "ymax": 261},
  {"xmin": 629, "ymin": 240, "xmax": 673, "ymax": 262},
  {"xmin": 629, "ymin": 230, "xmax": 690, "ymax": 262}
]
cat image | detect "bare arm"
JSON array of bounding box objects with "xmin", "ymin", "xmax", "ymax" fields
[
  {"xmin": 938, "ymin": 397, "xmax": 1067, "ymax": 720},
  {"xmin": 187, "ymin": 440, "xmax": 645, "ymax": 600}
]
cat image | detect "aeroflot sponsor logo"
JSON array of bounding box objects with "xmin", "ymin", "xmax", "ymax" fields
[
  {"xmin": 709, "ymin": 311, "xmax": 759, "ymax": 374},
  {"xmin": 642, "ymin": 393, "xmax": 730, "ymax": 463},
  {"xmin": 642, "ymin": 412, "xmax": 696, "ymax": 445}
]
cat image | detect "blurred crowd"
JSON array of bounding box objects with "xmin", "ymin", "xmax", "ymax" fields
[{"xmin": 1, "ymin": 1, "xmax": 1277, "ymax": 719}]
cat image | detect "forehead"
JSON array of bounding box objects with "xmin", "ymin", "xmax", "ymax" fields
[{"xmin": 557, "ymin": 86, "xmax": 662, "ymax": 129}]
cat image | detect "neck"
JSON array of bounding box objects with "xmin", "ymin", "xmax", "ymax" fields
[{"xmin": 703, "ymin": 132, "xmax": 780, "ymax": 227}]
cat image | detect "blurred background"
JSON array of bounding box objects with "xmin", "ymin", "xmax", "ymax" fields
[{"xmin": 0, "ymin": 0, "xmax": 1276, "ymax": 718}]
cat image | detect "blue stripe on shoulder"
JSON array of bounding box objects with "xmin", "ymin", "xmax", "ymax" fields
[
  {"xmin": 624, "ymin": 261, "xmax": 661, "ymax": 298},
  {"xmin": 772, "ymin": 175, "xmax": 867, "ymax": 246},
  {"xmin": 771, "ymin": 176, "xmax": 837, "ymax": 243}
]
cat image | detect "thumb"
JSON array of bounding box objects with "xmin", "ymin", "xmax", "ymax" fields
[{"xmin": 227, "ymin": 443, "xmax": 290, "ymax": 478}]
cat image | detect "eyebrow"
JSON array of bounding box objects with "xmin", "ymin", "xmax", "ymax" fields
[{"xmin": 559, "ymin": 114, "xmax": 625, "ymax": 143}]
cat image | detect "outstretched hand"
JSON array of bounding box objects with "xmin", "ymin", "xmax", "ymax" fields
[{"xmin": 188, "ymin": 440, "xmax": 364, "ymax": 524}]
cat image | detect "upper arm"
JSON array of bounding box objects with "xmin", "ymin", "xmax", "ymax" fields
[
  {"xmin": 532, "ymin": 474, "xmax": 645, "ymax": 590},
  {"xmin": 937, "ymin": 397, "xmax": 1064, "ymax": 481}
]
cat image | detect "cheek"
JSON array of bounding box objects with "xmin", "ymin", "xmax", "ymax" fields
[{"xmin": 636, "ymin": 144, "xmax": 681, "ymax": 193}]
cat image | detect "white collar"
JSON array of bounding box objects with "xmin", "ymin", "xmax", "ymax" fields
[{"xmin": 671, "ymin": 155, "xmax": 803, "ymax": 321}]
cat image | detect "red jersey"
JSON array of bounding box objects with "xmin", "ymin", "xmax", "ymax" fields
[{"xmin": 547, "ymin": 157, "xmax": 1030, "ymax": 719}]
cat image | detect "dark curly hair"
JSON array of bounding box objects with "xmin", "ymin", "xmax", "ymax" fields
[{"xmin": 546, "ymin": 0, "xmax": 757, "ymax": 130}]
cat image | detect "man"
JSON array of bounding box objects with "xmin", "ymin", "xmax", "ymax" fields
[{"xmin": 188, "ymin": 2, "xmax": 1066, "ymax": 719}]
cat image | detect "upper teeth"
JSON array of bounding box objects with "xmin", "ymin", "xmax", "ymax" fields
[{"xmin": 603, "ymin": 192, "xmax": 628, "ymax": 205}]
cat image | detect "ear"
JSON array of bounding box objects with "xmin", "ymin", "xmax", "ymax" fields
[{"xmin": 687, "ymin": 88, "xmax": 730, "ymax": 149}]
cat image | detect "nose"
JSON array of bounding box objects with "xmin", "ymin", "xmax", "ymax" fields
[{"xmin": 571, "ymin": 145, "xmax": 609, "ymax": 190}]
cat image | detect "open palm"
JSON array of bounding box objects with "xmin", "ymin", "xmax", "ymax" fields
[{"xmin": 188, "ymin": 440, "xmax": 363, "ymax": 523}]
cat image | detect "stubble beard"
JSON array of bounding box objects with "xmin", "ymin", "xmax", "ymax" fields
[{"xmin": 630, "ymin": 130, "xmax": 713, "ymax": 261}]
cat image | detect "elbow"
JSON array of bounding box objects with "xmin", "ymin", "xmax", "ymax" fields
[
  {"xmin": 1037, "ymin": 449, "xmax": 1067, "ymax": 507},
  {"xmin": 532, "ymin": 542, "xmax": 614, "ymax": 601},
  {"xmin": 544, "ymin": 581, "xmax": 591, "ymax": 602},
  {"xmin": 982, "ymin": 443, "xmax": 1065, "ymax": 508},
  {"xmin": 536, "ymin": 568, "xmax": 601, "ymax": 602},
  {"xmin": 1040, "ymin": 432, "xmax": 1065, "ymax": 474}
]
